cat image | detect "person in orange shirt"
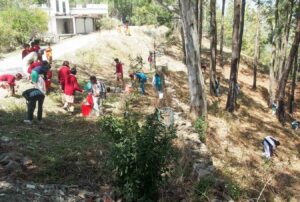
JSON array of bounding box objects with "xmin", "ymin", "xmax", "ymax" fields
[{"xmin": 45, "ymin": 43, "xmax": 53, "ymax": 64}]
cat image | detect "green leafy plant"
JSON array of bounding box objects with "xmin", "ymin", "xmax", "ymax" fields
[
  {"xmin": 195, "ymin": 116, "xmax": 208, "ymax": 143},
  {"xmin": 225, "ymin": 181, "xmax": 241, "ymax": 200},
  {"xmin": 100, "ymin": 111, "xmax": 176, "ymax": 201},
  {"xmin": 194, "ymin": 175, "xmax": 215, "ymax": 201}
]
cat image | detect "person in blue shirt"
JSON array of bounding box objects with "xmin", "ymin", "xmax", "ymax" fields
[
  {"xmin": 135, "ymin": 72, "xmax": 147, "ymax": 95},
  {"xmin": 31, "ymin": 61, "xmax": 50, "ymax": 83},
  {"xmin": 22, "ymin": 88, "xmax": 45, "ymax": 124}
]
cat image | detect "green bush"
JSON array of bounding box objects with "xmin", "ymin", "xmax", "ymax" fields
[
  {"xmin": 195, "ymin": 175, "xmax": 215, "ymax": 200},
  {"xmin": 100, "ymin": 111, "xmax": 176, "ymax": 201},
  {"xmin": 0, "ymin": 8, "xmax": 48, "ymax": 52},
  {"xmin": 225, "ymin": 181, "xmax": 241, "ymax": 200},
  {"xmin": 97, "ymin": 17, "xmax": 120, "ymax": 30},
  {"xmin": 195, "ymin": 116, "xmax": 208, "ymax": 143}
]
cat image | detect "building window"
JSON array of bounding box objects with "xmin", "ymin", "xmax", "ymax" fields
[
  {"xmin": 63, "ymin": 2, "xmax": 66, "ymax": 13},
  {"xmin": 56, "ymin": 0, "xmax": 59, "ymax": 12}
]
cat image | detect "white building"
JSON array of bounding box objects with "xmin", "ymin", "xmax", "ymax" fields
[{"xmin": 39, "ymin": 0, "xmax": 108, "ymax": 38}]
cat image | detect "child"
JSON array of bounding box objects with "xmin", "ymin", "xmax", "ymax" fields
[
  {"xmin": 63, "ymin": 68, "xmax": 83, "ymax": 112},
  {"xmin": 90, "ymin": 76, "xmax": 107, "ymax": 116},
  {"xmin": 31, "ymin": 61, "xmax": 50, "ymax": 85},
  {"xmin": 22, "ymin": 44, "xmax": 31, "ymax": 59},
  {"xmin": 0, "ymin": 73, "xmax": 22, "ymax": 96},
  {"xmin": 58, "ymin": 61, "xmax": 71, "ymax": 90},
  {"xmin": 45, "ymin": 69, "xmax": 53, "ymax": 94},
  {"xmin": 135, "ymin": 72, "xmax": 147, "ymax": 95},
  {"xmin": 114, "ymin": 58, "xmax": 123, "ymax": 82},
  {"xmin": 22, "ymin": 88, "xmax": 45, "ymax": 124},
  {"xmin": 152, "ymin": 72, "xmax": 163, "ymax": 98},
  {"xmin": 262, "ymin": 136, "xmax": 280, "ymax": 160},
  {"xmin": 45, "ymin": 42, "xmax": 53, "ymax": 64},
  {"xmin": 272, "ymin": 102, "xmax": 278, "ymax": 115},
  {"xmin": 148, "ymin": 52, "xmax": 154, "ymax": 70},
  {"xmin": 215, "ymin": 77, "xmax": 220, "ymax": 97}
]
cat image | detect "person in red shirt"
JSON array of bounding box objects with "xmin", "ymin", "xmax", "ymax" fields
[
  {"xmin": 58, "ymin": 61, "xmax": 71, "ymax": 90},
  {"xmin": 148, "ymin": 52, "xmax": 154, "ymax": 70},
  {"xmin": 63, "ymin": 68, "xmax": 83, "ymax": 112},
  {"xmin": 27, "ymin": 60, "xmax": 42, "ymax": 75},
  {"xmin": 114, "ymin": 58, "xmax": 123, "ymax": 82},
  {"xmin": 22, "ymin": 44, "xmax": 31, "ymax": 59},
  {"xmin": 45, "ymin": 70, "xmax": 53, "ymax": 94},
  {"xmin": 0, "ymin": 73, "xmax": 22, "ymax": 96}
]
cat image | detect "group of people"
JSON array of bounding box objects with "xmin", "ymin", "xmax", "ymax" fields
[{"xmin": 0, "ymin": 38, "xmax": 164, "ymax": 124}]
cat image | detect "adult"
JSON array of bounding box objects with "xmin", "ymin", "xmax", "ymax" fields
[
  {"xmin": 63, "ymin": 68, "xmax": 83, "ymax": 112},
  {"xmin": 58, "ymin": 61, "xmax": 71, "ymax": 90},
  {"xmin": 135, "ymin": 72, "xmax": 147, "ymax": 95},
  {"xmin": 0, "ymin": 73, "xmax": 22, "ymax": 96},
  {"xmin": 262, "ymin": 136, "xmax": 280, "ymax": 159},
  {"xmin": 22, "ymin": 88, "xmax": 45, "ymax": 124}
]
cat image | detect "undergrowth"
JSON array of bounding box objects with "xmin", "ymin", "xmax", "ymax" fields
[{"xmin": 99, "ymin": 109, "xmax": 177, "ymax": 201}]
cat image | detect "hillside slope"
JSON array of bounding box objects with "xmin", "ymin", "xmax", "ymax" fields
[{"xmin": 0, "ymin": 26, "xmax": 299, "ymax": 201}]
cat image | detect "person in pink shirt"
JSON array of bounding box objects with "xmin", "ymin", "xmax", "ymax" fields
[{"xmin": 0, "ymin": 73, "xmax": 22, "ymax": 96}]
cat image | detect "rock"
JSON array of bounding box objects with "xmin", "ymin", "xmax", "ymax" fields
[
  {"xmin": 26, "ymin": 184, "xmax": 35, "ymax": 189},
  {"xmin": 59, "ymin": 190, "xmax": 65, "ymax": 196},
  {"xmin": 1, "ymin": 136, "xmax": 11, "ymax": 142}
]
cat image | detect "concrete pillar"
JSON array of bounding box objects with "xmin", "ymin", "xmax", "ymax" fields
[{"xmin": 72, "ymin": 17, "xmax": 76, "ymax": 34}]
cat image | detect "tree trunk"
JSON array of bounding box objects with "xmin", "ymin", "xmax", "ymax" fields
[
  {"xmin": 278, "ymin": 0, "xmax": 294, "ymax": 81},
  {"xmin": 179, "ymin": 0, "xmax": 207, "ymax": 119},
  {"xmin": 210, "ymin": 0, "xmax": 217, "ymax": 95},
  {"xmin": 269, "ymin": 0, "xmax": 279, "ymax": 106},
  {"xmin": 289, "ymin": 49, "xmax": 299, "ymax": 113},
  {"xmin": 252, "ymin": 0, "xmax": 260, "ymax": 90},
  {"xmin": 237, "ymin": 0, "xmax": 246, "ymax": 70},
  {"xmin": 226, "ymin": 0, "xmax": 241, "ymax": 112},
  {"xmin": 198, "ymin": 0, "xmax": 203, "ymax": 66},
  {"xmin": 277, "ymin": 5, "xmax": 300, "ymax": 123},
  {"xmin": 180, "ymin": 26, "xmax": 187, "ymax": 64},
  {"xmin": 220, "ymin": 0, "xmax": 226, "ymax": 68}
]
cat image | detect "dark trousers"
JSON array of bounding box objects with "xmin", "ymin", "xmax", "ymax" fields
[{"xmin": 27, "ymin": 95, "xmax": 45, "ymax": 121}]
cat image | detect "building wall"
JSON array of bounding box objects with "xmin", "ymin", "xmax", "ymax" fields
[
  {"xmin": 56, "ymin": 18, "xmax": 74, "ymax": 34},
  {"xmin": 75, "ymin": 18, "xmax": 94, "ymax": 34}
]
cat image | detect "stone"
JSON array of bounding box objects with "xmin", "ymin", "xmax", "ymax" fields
[
  {"xmin": 1, "ymin": 136, "xmax": 11, "ymax": 142},
  {"xmin": 26, "ymin": 184, "xmax": 35, "ymax": 189}
]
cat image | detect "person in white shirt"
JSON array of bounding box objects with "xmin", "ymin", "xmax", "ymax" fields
[{"xmin": 262, "ymin": 136, "xmax": 280, "ymax": 159}]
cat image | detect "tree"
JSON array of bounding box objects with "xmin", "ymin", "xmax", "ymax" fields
[
  {"xmin": 237, "ymin": 0, "xmax": 245, "ymax": 70},
  {"xmin": 226, "ymin": 0, "xmax": 241, "ymax": 112},
  {"xmin": 220, "ymin": 0, "xmax": 226, "ymax": 68},
  {"xmin": 209, "ymin": 0, "xmax": 217, "ymax": 95},
  {"xmin": 277, "ymin": 1, "xmax": 300, "ymax": 123},
  {"xmin": 269, "ymin": 0, "xmax": 279, "ymax": 106},
  {"xmin": 278, "ymin": 0, "xmax": 295, "ymax": 80},
  {"xmin": 198, "ymin": 0, "xmax": 203, "ymax": 66},
  {"xmin": 289, "ymin": 49, "xmax": 299, "ymax": 113},
  {"xmin": 252, "ymin": 0, "xmax": 261, "ymax": 90},
  {"xmin": 179, "ymin": 0, "xmax": 207, "ymax": 119}
]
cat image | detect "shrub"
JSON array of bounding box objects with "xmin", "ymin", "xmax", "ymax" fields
[
  {"xmin": 97, "ymin": 17, "xmax": 120, "ymax": 30},
  {"xmin": 100, "ymin": 111, "xmax": 176, "ymax": 201},
  {"xmin": 195, "ymin": 116, "xmax": 208, "ymax": 143},
  {"xmin": 225, "ymin": 181, "xmax": 241, "ymax": 200},
  {"xmin": 195, "ymin": 175, "xmax": 215, "ymax": 200}
]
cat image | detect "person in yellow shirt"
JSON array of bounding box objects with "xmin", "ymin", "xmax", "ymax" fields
[{"xmin": 45, "ymin": 42, "xmax": 53, "ymax": 64}]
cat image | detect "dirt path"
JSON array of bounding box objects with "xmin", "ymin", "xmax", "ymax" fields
[{"xmin": 0, "ymin": 33, "xmax": 100, "ymax": 74}]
